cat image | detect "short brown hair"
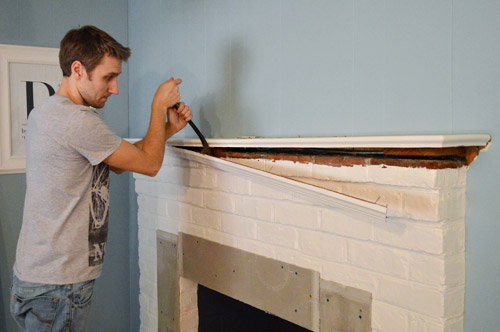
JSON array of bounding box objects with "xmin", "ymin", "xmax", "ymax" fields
[{"xmin": 59, "ymin": 25, "xmax": 131, "ymax": 77}]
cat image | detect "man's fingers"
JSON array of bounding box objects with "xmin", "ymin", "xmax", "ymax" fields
[{"xmin": 173, "ymin": 78, "xmax": 182, "ymax": 85}]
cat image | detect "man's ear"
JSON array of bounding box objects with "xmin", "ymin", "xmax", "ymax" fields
[{"xmin": 71, "ymin": 61, "xmax": 85, "ymax": 79}]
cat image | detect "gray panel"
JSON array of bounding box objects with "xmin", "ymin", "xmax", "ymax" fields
[
  {"xmin": 319, "ymin": 279, "xmax": 371, "ymax": 332},
  {"xmin": 157, "ymin": 231, "xmax": 180, "ymax": 332},
  {"xmin": 180, "ymin": 233, "xmax": 320, "ymax": 332}
]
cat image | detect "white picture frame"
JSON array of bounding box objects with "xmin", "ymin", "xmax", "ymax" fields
[{"xmin": 0, "ymin": 44, "xmax": 62, "ymax": 174}]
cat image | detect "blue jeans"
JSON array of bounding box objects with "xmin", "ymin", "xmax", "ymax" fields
[{"xmin": 10, "ymin": 275, "xmax": 95, "ymax": 332}]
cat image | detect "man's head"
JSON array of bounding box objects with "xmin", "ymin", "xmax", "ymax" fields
[
  {"xmin": 59, "ymin": 25, "xmax": 131, "ymax": 77},
  {"xmin": 59, "ymin": 26, "xmax": 131, "ymax": 108}
]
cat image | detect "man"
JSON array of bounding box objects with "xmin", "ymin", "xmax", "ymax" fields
[{"xmin": 10, "ymin": 25, "xmax": 192, "ymax": 331}]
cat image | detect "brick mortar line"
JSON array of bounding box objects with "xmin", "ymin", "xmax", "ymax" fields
[
  {"xmin": 137, "ymin": 201, "xmax": 464, "ymax": 257},
  {"xmin": 141, "ymin": 214, "xmax": 465, "ymax": 288}
]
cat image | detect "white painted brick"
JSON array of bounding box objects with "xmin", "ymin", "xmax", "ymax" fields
[
  {"xmin": 203, "ymin": 191, "xmax": 235, "ymax": 213},
  {"xmin": 298, "ymin": 229, "xmax": 347, "ymax": 263},
  {"xmin": 409, "ymin": 314, "xmax": 464, "ymax": 332},
  {"xmin": 138, "ymin": 210, "xmax": 159, "ymax": 231},
  {"xmin": 139, "ymin": 244, "xmax": 158, "ymax": 263},
  {"xmin": 217, "ymin": 170, "xmax": 251, "ymax": 194},
  {"xmin": 438, "ymin": 189, "xmax": 466, "ymax": 221},
  {"xmin": 137, "ymin": 196, "xmax": 168, "ymax": 217},
  {"xmin": 139, "ymin": 291, "xmax": 158, "ymax": 317},
  {"xmin": 138, "ymin": 261, "xmax": 155, "ymax": 283},
  {"xmin": 163, "ymin": 150, "xmax": 199, "ymax": 167},
  {"xmin": 443, "ymin": 317, "xmax": 464, "ymax": 332},
  {"xmin": 366, "ymin": 166, "xmax": 465, "ymax": 190},
  {"xmin": 138, "ymin": 227, "xmax": 157, "ymax": 247},
  {"xmin": 372, "ymin": 300, "xmax": 409, "ymax": 332},
  {"xmin": 135, "ymin": 179, "xmax": 169, "ymax": 197},
  {"xmin": 373, "ymin": 218, "xmax": 444, "ymax": 254},
  {"xmin": 166, "ymin": 201, "xmax": 192, "ymax": 222},
  {"xmin": 178, "ymin": 186, "xmax": 204, "ymax": 207},
  {"xmin": 376, "ymin": 278, "xmax": 445, "ymax": 317},
  {"xmin": 155, "ymin": 163, "xmax": 186, "ymax": 181},
  {"xmin": 250, "ymin": 181, "xmax": 290, "ymax": 200},
  {"xmin": 435, "ymin": 167, "xmax": 467, "ymax": 189},
  {"xmin": 179, "ymin": 222, "xmax": 206, "ymax": 238},
  {"xmin": 234, "ymin": 196, "xmax": 274, "ymax": 222},
  {"xmin": 203, "ymin": 228, "xmax": 239, "ymax": 248},
  {"xmin": 367, "ymin": 165, "xmax": 439, "ymax": 189},
  {"xmin": 409, "ymin": 253, "xmax": 465, "ymax": 286},
  {"xmin": 274, "ymin": 202, "xmax": 321, "ymax": 229},
  {"xmin": 235, "ymin": 237, "xmax": 277, "ymax": 259},
  {"xmin": 444, "ymin": 285, "xmax": 464, "ymax": 317},
  {"xmin": 139, "ymin": 278, "xmax": 157, "ymax": 305},
  {"xmin": 256, "ymin": 222, "xmax": 297, "ymax": 248},
  {"xmin": 401, "ymin": 189, "xmax": 441, "ymax": 221},
  {"xmin": 189, "ymin": 167, "xmax": 218, "ymax": 189},
  {"xmin": 260, "ymin": 159, "xmax": 313, "ymax": 178},
  {"xmin": 137, "ymin": 181, "xmax": 204, "ymax": 207},
  {"xmin": 140, "ymin": 312, "xmax": 157, "ymax": 332},
  {"xmin": 321, "ymin": 261, "xmax": 378, "ymax": 292},
  {"xmin": 158, "ymin": 166, "xmax": 190, "ymax": 185},
  {"xmin": 242, "ymin": 159, "xmax": 468, "ymax": 190},
  {"xmin": 136, "ymin": 150, "xmax": 470, "ymax": 329},
  {"xmin": 443, "ymin": 220, "xmax": 465, "ymax": 254},
  {"xmin": 348, "ymin": 241, "xmax": 409, "ymax": 278},
  {"xmin": 311, "ymin": 164, "xmax": 369, "ymax": 182},
  {"xmin": 320, "ymin": 208, "xmax": 372, "ymax": 240},
  {"xmin": 191, "ymin": 205, "xmax": 222, "ymax": 229},
  {"xmin": 157, "ymin": 215, "xmax": 180, "ymax": 235},
  {"xmin": 221, "ymin": 213, "xmax": 257, "ymax": 239},
  {"xmin": 158, "ymin": 183, "xmax": 203, "ymax": 207},
  {"xmin": 290, "ymin": 179, "xmax": 461, "ymax": 222}
]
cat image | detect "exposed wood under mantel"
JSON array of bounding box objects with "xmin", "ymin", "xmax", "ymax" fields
[{"xmin": 162, "ymin": 135, "xmax": 491, "ymax": 169}]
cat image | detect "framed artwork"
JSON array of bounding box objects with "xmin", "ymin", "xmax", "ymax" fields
[{"xmin": 0, "ymin": 44, "xmax": 61, "ymax": 174}]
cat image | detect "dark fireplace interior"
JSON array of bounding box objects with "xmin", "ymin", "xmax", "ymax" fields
[{"xmin": 198, "ymin": 285, "xmax": 312, "ymax": 332}]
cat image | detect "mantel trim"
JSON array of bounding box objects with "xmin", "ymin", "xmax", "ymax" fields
[
  {"xmin": 163, "ymin": 146, "xmax": 387, "ymax": 221},
  {"xmin": 163, "ymin": 134, "xmax": 491, "ymax": 149}
]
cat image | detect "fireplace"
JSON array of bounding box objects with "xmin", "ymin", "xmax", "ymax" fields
[{"xmin": 133, "ymin": 135, "xmax": 490, "ymax": 332}]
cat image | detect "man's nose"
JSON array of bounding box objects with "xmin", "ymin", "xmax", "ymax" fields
[{"xmin": 109, "ymin": 78, "xmax": 119, "ymax": 95}]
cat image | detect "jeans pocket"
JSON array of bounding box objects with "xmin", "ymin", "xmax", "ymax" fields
[
  {"xmin": 74, "ymin": 279, "xmax": 95, "ymax": 308},
  {"xmin": 11, "ymin": 293, "xmax": 59, "ymax": 331}
]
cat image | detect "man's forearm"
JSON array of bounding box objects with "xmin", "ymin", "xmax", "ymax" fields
[
  {"xmin": 133, "ymin": 122, "xmax": 175, "ymax": 150},
  {"xmin": 110, "ymin": 122, "xmax": 174, "ymax": 174}
]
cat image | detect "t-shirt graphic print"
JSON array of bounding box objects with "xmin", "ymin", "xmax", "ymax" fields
[{"xmin": 89, "ymin": 162, "xmax": 110, "ymax": 266}]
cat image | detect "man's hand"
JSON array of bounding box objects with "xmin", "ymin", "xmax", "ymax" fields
[
  {"xmin": 152, "ymin": 77, "xmax": 182, "ymax": 112},
  {"xmin": 166, "ymin": 102, "xmax": 193, "ymax": 136},
  {"xmin": 105, "ymin": 77, "xmax": 192, "ymax": 177}
]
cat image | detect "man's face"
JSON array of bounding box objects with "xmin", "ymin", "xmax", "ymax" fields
[{"xmin": 78, "ymin": 54, "xmax": 122, "ymax": 109}]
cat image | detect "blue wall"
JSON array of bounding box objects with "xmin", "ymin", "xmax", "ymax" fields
[
  {"xmin": 1, "ymin": 1, "xmax": 498, "ymax": 331},
  {"xmin": 0, "ymin": 1, "xmax": 131, "ymax": 331},
  {"xmin": 128, "ymin": 0, "xmax": 499, "ymax": 331}
]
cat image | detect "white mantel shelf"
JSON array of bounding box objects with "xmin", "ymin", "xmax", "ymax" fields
[{"xmin": 163, "ymin": 134, "xmax": 491, "ymax": 149}]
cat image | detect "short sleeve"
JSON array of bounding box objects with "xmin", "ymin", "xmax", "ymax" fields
[{"xmin": 65, "ymin": 108, "xmax": 122, "ymax": 165}]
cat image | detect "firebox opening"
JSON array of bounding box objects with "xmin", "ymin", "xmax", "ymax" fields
[{"xmin": 198, "ymin": 284, "xmax": 312, "ymax": 332}]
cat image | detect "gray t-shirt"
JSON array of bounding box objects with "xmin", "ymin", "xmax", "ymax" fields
[{"xmin": 14, "ymin": 95, "xmax": 122, "ymax": 284}]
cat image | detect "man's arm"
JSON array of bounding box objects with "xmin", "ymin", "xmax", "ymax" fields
[
  {"xmin": 109, "ymin": 118, "xmax": 182, "ymax": 174},
  {"xmin": 103, "ymin": 79, "xmax": 192, "ymax": 176}
]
